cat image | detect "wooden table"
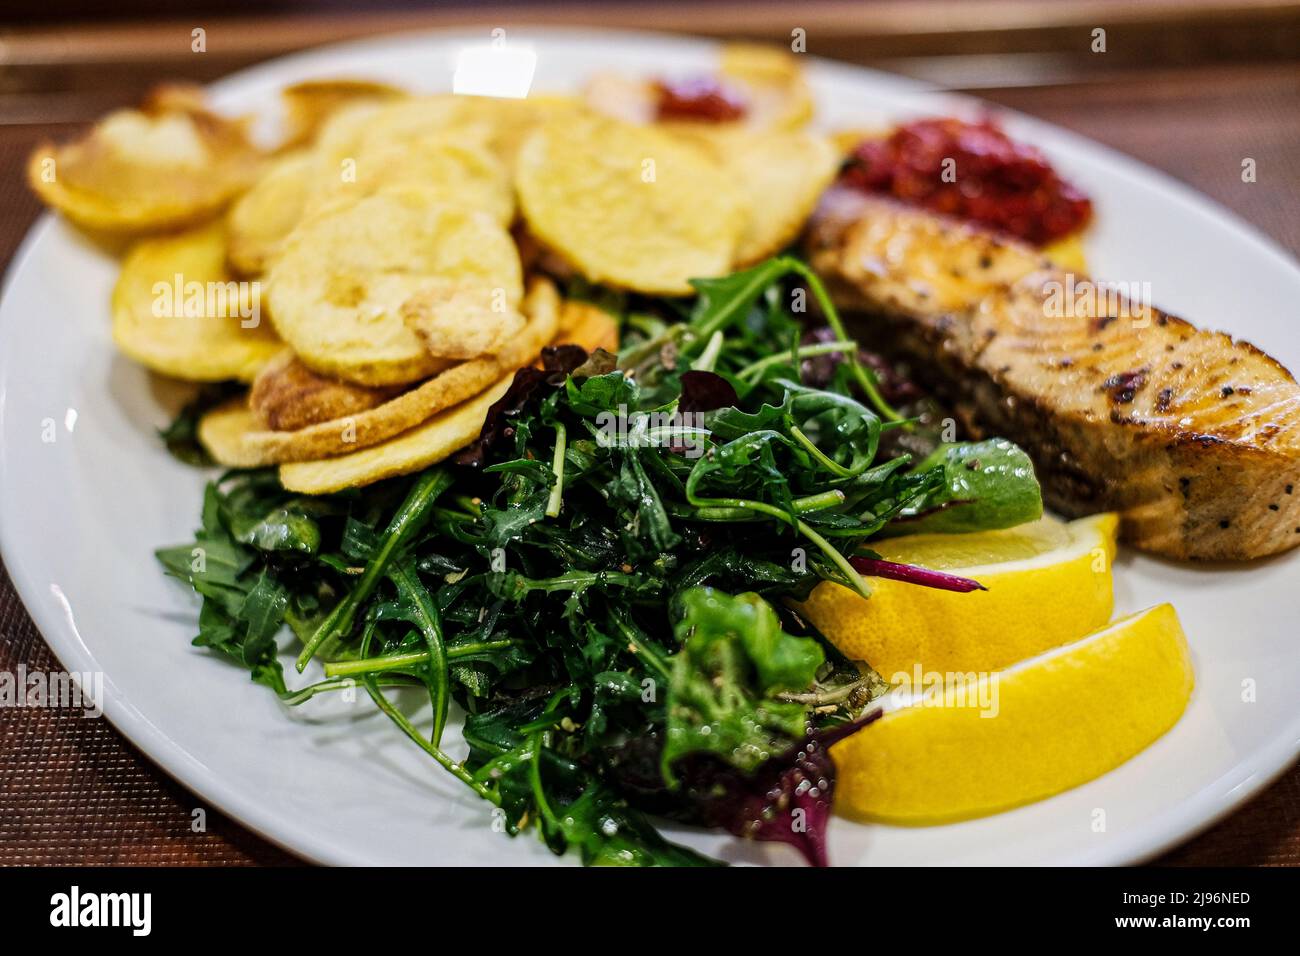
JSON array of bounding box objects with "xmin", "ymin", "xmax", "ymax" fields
[{"xmin": 1, "ymin": 2, "xmax": 1297, "ymax": 866}]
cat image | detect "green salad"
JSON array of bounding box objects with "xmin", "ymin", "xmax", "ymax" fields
[{"xmin": 158, "ymin": 256, "xmax": 1041, "ymax": 866}]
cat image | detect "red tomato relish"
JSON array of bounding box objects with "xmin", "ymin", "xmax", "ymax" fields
[
  {"xmin": 653, "ymin": 76, "xmax": 748, "ymax": 122},
  {"xmin": 840, "ymin": 117, "xmax": 1092, "ymax": 246}
]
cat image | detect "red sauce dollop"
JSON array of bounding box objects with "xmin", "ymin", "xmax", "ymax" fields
[
  {"xmin": 840, "ymin": 117, "xmax": 1092, "ymax": 246},
  {"xmin": 654, "ymin": 76, "xmax": 748, "ymax": 123}
]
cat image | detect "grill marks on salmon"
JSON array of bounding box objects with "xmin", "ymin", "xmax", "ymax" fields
[{"xmin": 806, "ymin": 189, "xmax": 1300, "ymax": 560}]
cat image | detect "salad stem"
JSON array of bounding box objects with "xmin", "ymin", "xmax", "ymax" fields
[
  {"xmin": 735, "ymin": 340, "xmax": 855, "ymax": 382},
  {"xmin": 685, "ymin": 491, "xmax": 872, "ymax": 599},
  {"xmin": 296, "ymin": 468, "xmax": 453, "ymax": 672},
  {"xmin": 356, "ymin": 621, "xmax": 499, "ymax": 804},
  {"xmin": 386, "ymin": 561, "xmax": 451, "ymax": 746},
  {"xmin": 278, "ymin": 674, "xmax": 413, "ymax": 705},
  {"xmin": 789, "ymin": 425, "xmax": 861, "ymax": 478},
  {"xmin": 849, "ymin": 556, "xmax": 987, "ymax": 593},
  {"xmin": 610, "ymin": 606, "xmax": 671, "ymax": 679},
  {"xmin": 692, "ymin": 330, "xmax": 725, "ymax": 372},
  {"xmin": 322, "ymin": 639, "xmax": 519, "ymax": 678},
  {"xmin": 546, "ymin": 422, "xmax": 567, "ymax": 519},
  {"xmin": 787, "ymin": 260, "xmax": 904, "ymax": 424}
]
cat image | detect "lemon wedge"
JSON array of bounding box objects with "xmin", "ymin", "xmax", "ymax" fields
[
  {"xmin": 831, "ymin": 603, "xmax": 1194, "ymax": 824},
  {"xmin": 796, "ymin": 513, "xmax": 1118, "ymax": 679}
]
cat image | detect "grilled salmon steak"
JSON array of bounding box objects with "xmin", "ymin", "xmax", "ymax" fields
[{"xmin": 806, "ymin": 189, "xmax": 1300, "ymax": 560}]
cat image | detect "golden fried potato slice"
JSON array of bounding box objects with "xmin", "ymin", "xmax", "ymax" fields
[
  {"xmin": 28, "ymin": 86, "xmax": 262, "ymax": 233},
  {"xmin": 717, "ymin": 44, "xmax": 815, "ymax": 131},
  {"xmin": 311, "ymin": 136, "xmax": 514, "ymax": 226},
  {"xmin": 279, "ymin": 374, "xmax": 514, "ymax": 494},
  {"xmin": 515, "ymin": 111, "xmax": 746, "ymax": 294},
  {"xmin": 112, "ymin": 220, "xmax": 281, "ymax": 382},
  {"xmin": 300, "ymin": 95, "xmax": 579, "ymax": 223},
  {"xmin": 197, "ymin": 399, "xmax": 266, "ymax": 468},
  {"xmin": 720, "ymin": 129, "xmax": 840, "ymax": 265},
  {"xmin": 226, "ymin": 149, "xmax": 314, "ymax": 275},
  {"xmin": 201, "ymin": 278, "xmax": 560, "ymax": 468},
  {"xmin": 401, "ymin": 280, "xmax": 527, "ymax": 360},
  {"xmin": 249, "ymin": 350, "xmax": 401, "ymax": 431},
  {"xmin": 582, "ymin": 71, "xmax": 656, "ymax": 125},
  {"xmin": 279, "ymin": 77, "xmax": 408, "ymax": 149},
  {"xmin": 556, "ymin": 299, "xmax": 620, "ymax": 353},
  {"xmin": 469, "ymin": 94, "xmax": 584, "ymax": 167},
  {"xmin": 275, "ymin": 279, "xmax": 560, "ymax": 489},
  {"xmin": 266, "ymin": 186, "xmax": 523, "ymax": 386},
  {"xmin": 364, "ymin": 94, "xmax": 580, "ymax": 163}
]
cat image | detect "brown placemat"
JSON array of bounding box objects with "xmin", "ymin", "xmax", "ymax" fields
[{"xmin": 0, "ymin": 51, "xmax": 1297, "ymax": 868}]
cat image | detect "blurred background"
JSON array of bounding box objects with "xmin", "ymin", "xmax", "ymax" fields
[
  {"xmin": 2, "ymin": 1, "xmax": 1297, "ymax": 257},
  {"xmin": 1, "ymin": 0, "xmax": 1298, "ymax": 866}
]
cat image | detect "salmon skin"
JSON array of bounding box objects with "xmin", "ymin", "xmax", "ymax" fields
[{"xmin": 806, "ymin": 188, "xmax": 1300, "ymax": 561}]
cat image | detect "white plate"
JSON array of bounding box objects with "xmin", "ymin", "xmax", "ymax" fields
[{"xmin": 2, "ymin": 26, "xmax": 1298, "ymax": 867}]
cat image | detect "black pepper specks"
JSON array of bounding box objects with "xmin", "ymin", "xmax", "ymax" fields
[
  {"xmin": 1220, "ymin": 519, "xmax": 1231, "ymax": 529},
  {"xmin": 1103, "ymin": 369, "xmax": 1147, "ymax": 404},
  {"xmin": 1221, "ymin": 386, "xmax": 1235, "ymax": 397}
]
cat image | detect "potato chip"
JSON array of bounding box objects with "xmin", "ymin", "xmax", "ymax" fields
[
  {"xmin": 28, "ymin": 85, "xmax": 262, "ymax": 233},
  {"xmin": 473, "ymin": 94, "xmax": 583, "ymax": 167},
  {"xmin": 196, "ymin": 399, "xmax": 266, "ymax": 468},
  {"xmin": 266, "ymin": 186, "xmax": 523, "ymax": 386},
  {"xmin": 311, "ymin": 136, "xmax": 513, "ymax": 226},
  {"xmin": 278, "ymin": 374, "xmax": 514, "ymax": 494},
  {"xmin": 226, "ymin": 149, "xmax": 314, "ymax": 275},
  {"xmin": 515, "ymin": 110, "xmax": 746, "ymax": 294},
  {"xmin": 361, "ymin": 94, "xmax": 580, "ymax": 166},
  {"xmin": 249, "ymin": 350, "xmax": 400, "ymax": 431},
  {"xmin": 112, "ymin": 220, "xmax": 281, "ymax": 382},
  {"xmin": 719, "ymin": 129, "xmax": 840, "ymax": 265},
  {"xmin": 718, "ymin": 44, "xmax": 814, "ymax": 131},
  {"xmin": 273, "ymin": 279, "xmax": 560, "ymax": 489},
  {"xmin": 203, "ymin": 278, "xmax": 560, "ymax": 467},
  {"xmin": 581, "ymin": 71, "xmax": 656, "ymax": 125},
  {"xmin": 401, "ymin": 279, "xmax": 527, "ymax": 359},
  {"xmin": 279, "ymin": 77, "xmax": 408, "ymax": 149}
]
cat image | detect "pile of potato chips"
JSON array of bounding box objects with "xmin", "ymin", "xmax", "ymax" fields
[{"xmin": 28, "ymin": 45, "xmax": 838, "ymax": 492}]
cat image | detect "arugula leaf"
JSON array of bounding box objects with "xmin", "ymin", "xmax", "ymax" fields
[
  {"xmin": 663, "ymin": 588, "xmax": 824, "ymax": 778},
  {"xmin": 886, "ymin": 439, "xmax": 1043, "ymax": 535},
  {"xmin": 689, "ymin": 258, "xmax": 794, "ymax": 339}
]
